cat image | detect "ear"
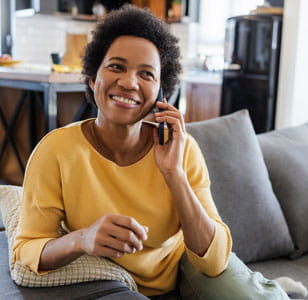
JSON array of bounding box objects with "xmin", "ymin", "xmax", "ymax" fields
[{"xmin": 89, "ymin": 77, "xmax": 95, "ymax": 90}]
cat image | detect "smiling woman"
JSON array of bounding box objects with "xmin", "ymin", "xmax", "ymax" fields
[
  {"xmin": 89, "ymin": 36, "xmax": 161, "ymax": 129},
  {"xmin": 82, "ymin": 7, "xmax": 181, "ymax": 103},
  {"xmin": 12, "ymin": 4, "xmax": 290, "ymax": 300}
]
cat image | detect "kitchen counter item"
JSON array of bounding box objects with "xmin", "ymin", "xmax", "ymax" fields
[
  {"xmin": 62, "ymin": 33, "xmax": 88, "ymax": 68},
  {"xmin": 0, "ymin": 61, "xmax": 22, "ymax": 67}
]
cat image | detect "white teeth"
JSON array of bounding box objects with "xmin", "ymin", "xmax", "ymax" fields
[{"xmin": 112, "ymin": 95, "xmax": 138, "ymax": 105}]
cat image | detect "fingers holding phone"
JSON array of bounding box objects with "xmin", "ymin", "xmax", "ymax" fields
[
  {"xmin": 153, "ymin": 96, "xmax": 186, "ymax": 176},
  {"xmin": 156, "ymin": 88, "xmax": 165, "ymax": 145},
  {"xmin": 154, "ymin": 100, "xmax": 186, "ymax": 144}
]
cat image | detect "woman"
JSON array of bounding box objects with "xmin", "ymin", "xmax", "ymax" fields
[{"xmin": 13, "ymin": 5, "xmax": 289, "ymax": 299}]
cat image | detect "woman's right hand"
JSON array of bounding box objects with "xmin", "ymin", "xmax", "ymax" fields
[{"xmin": 80, "ymin": 214, "xmax": 148, "ymax": 258}]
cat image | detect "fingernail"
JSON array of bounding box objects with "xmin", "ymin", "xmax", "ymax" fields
[{"xmin": 136, "ymin": 240, "xmax": 143, "ymax": 250}]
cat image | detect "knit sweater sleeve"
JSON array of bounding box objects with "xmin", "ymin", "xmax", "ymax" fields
[
  {"xmin": 183, "ymin": 135, "xmax": 232, "ymax": 276},
  {"xmin": 13, "ymin": 130, "xmax": 65, "ymax": 274}
]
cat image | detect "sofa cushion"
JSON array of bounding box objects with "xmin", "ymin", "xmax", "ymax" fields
[
  {"xmin": 258, "ymin": 123, "xmax": 308, "ymax": 258},
  {"xmin": 248, "ymin": 253, "xmax": 308, "ymax": 291},
  {"xmin": 186, "ymin": 110, "xmax": 294, "ymax": 263}
]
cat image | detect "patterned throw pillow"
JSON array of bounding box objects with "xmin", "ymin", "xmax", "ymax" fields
[{"xmin": 0, "ymin": 185, "xmax": 137, "ymax": 290}]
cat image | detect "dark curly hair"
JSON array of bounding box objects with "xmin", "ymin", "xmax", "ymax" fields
[{"xmin": 82, "ymin": 4, "xmax": 182, "ymax": 105}]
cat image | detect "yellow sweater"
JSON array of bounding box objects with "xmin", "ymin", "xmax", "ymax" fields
[{"xmin": 13, "ymin": 119, "xmax": 232, "ymax": 296}]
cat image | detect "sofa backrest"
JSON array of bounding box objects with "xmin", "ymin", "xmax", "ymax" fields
[
  {"xmin": 186, "ymin": 110, "xmax": 295, "ymax": 263},
  {"xmin": 258, "ymin": 122, "xmax": 308, "ymax": 258}
]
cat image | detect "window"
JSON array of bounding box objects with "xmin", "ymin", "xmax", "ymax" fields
[
  {"xmin": 185, "ymin": 0, "xmax": 264, "ymax": 71},
  {"xmin": 199, "ymin": 0, "xmax": 264, "ymax": 44}
]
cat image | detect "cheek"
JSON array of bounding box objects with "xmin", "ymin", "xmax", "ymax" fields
[
  {"xmin": 146, "ymin": 84, "xmax": 160, "ymax": 102},
  {"xmin": 144, "ymin": 94, "xmax": 157, "ymax": 111},
  {"xmin": 143, "ymin": 96, "xmax": 157, "ymax": 116},
  {"xmin": 93, "ymin": 77, "xmax": 108, "ymax": 98}
]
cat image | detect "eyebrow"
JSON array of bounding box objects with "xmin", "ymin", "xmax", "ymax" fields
[
  {"xmin": 106, "ymin": 56, "xmax": 157, "ymax": 71},
  {"xmin": 106, "ymin": 57, "xmax": 126, "ymax": 63}
]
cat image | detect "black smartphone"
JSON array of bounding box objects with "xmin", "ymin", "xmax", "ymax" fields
[{"xmin": 157, "ymin": 88, "xmax": 164, "ymax": 145}]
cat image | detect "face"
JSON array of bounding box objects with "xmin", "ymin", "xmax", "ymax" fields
[{"xmin": 90, "ymin": 35, "xmax": 161, "ymax": 126}]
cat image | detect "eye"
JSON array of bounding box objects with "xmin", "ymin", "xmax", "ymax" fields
[
  {"xmin": 140, "ymin": 70, "xmax": 155, "ymax": 80},
  {"xmin": 106, "ymin": 64, "xmax": 124, "ymax": 72}
]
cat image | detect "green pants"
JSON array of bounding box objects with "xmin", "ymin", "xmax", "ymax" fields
[{"xmin": 150, "ymin": 252, "xmax": 290, "ymax": 300}]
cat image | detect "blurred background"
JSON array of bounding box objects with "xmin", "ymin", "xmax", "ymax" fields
[{"xmin": 2, "ymin": 0, "xmax": 308, "ymax": 185}]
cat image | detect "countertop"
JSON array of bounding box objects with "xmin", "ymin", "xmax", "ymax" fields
[
  {"xmin": 0, "ymin": 66, "xmax": 221, "ymax": 85},
  {"xmin": 181, "ymin": 70, "xmax": 222, "ymax": 84},
  {"xmin": 0, "ymin": 65, "xmax": 83, "ymax": 83}
]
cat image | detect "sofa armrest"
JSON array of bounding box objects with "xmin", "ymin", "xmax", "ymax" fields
[{"xmin": 0, "ymin": 212, "xmax": 4, "ymax": 231}]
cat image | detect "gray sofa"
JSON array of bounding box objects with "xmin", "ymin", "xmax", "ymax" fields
[
  {"xmin": 1, "ymin": 110, "xmax": 308, "ymax": 299},
  {"xmin": 185, "ymin": 110, "xmax": 308, "ymax": 298}
]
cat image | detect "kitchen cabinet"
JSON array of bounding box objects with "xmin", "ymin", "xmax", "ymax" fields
[
  {"xmin": 132, "ymin": 0, "xmax": 184, "ymax": 22},
  {"xmin": 184, "ymin": 82, "xmax": 221, "ymax": 122},
  {"xmin": 181, "ymin": 72, "xmax": 222, "ymax": 123},
  {"xmin": 132, "ymin": 0, "xmax": 167, "ymax": 20}
]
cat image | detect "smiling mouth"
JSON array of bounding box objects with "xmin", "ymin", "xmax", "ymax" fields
[{"xmin": 111, "ymin": 95, "xmax": 139, "ymax": 105}]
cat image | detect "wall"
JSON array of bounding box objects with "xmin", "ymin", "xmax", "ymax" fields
[
  {"xmin": 12, "ymin": 14, "xmax": 94, "ymax": 65},
  {"xmin": 12, "ymin": 13, "xmax": 192, "ymax": 68},
  {"xmin": 275, "ymin": 0, "xmax": 308, "ymax": 128}
]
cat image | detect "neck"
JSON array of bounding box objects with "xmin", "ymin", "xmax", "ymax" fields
[{"xmin": 91, "ymin": 118, "xmax": 153, "ymax": 166}]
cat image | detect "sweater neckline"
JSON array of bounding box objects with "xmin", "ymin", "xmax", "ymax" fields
[{"xmin": 78, "ymin": 118, "xmax": 154, "ymax": 169}]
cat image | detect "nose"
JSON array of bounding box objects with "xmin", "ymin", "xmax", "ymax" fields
[{"xmin": 116, "ymin": 71, "xmax": 139, "ymax": 91}]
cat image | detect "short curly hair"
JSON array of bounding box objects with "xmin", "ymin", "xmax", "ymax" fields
[{"xmin": 82, "ymin": 4, "xmax": 182, "ymax": 105}]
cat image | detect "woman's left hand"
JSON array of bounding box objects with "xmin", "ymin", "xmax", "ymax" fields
[{"xmin": 153, "ymin": 99, "xmax": 186, "ymax": 176}]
